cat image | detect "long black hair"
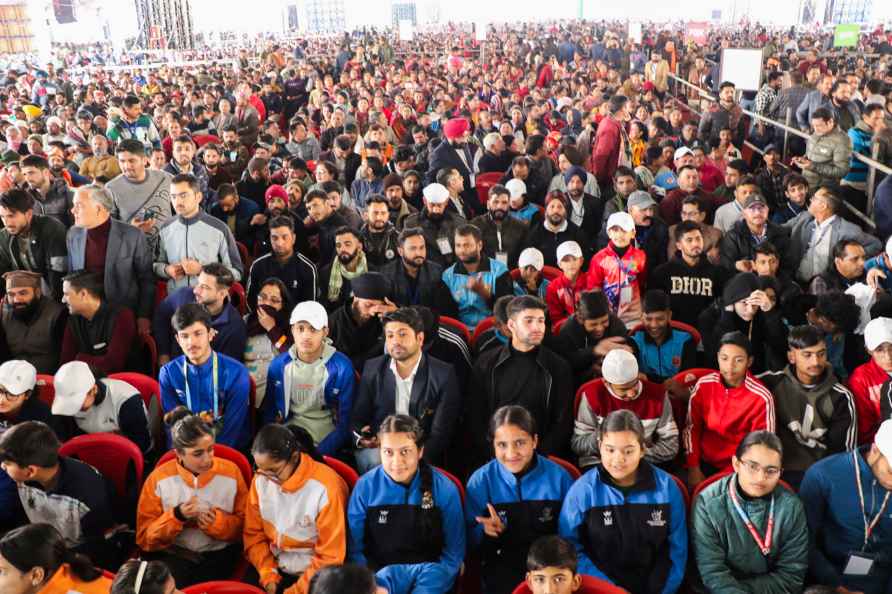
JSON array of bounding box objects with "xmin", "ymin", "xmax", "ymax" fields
[
  {"xmin": 110, "ymin": 560, "xmax": 172, "ymax": 594},
  {"xmin": 164, "ymin": 405, "xmax": 215, "ymax": 452},
  {"xmin": 378, "ymin": 414, "xmax": 439, "ymax": 543},
  {"xmin": 0, "ymin": 523, "xmax": 101, "ymax": 584},
  {"xmin": 252, "ymin": 423, "xmax": 323, "ymax": 464}
]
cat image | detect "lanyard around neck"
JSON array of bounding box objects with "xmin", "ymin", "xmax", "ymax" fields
[
  {"xmin": 184, "ymin": 351, "xmax": 219, "ymax": 419},
  {"xmin": 728, "ymin": 475, "xmax": 775, "ymax": 556},
  {"xmin": 853, "ymin": 449, "xmax": 891, "ymax": 551}
]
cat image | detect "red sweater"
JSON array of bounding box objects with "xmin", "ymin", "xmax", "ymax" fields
[
  {"xmin": 847, "ymin": 359, "xmax": 890, "ymax": 445},
  {"xmin": 684, "ymin": 371, "xmax": 775, "ymax": 470},
  {"xmin": 545, "ymin": 273, "xmax": 592, "ymax": 327}
]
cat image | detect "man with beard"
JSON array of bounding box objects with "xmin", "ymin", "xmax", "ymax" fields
[
  {"xmin": 153, "ymin": 262, "xmax": 247, "ymax": 365},
  {"xmin": 470, "ymin": 184, "xmax": 528, "ymax": 268},
  {"xmin": 361, "ymin": 194, "xmax": 399, "ymax": 269},
  {"xmin": 327, "ymin": 272, "xmax": 398, "ymax": 370},
  {"xmin": 601, "ymin": 166, "xmax": 639, "ymax": 223},
  {"xmin": 698, "ymin": 81, "xmax": 746, "ymax": 149},
  {"xmin": 382, "ymin": 173, "xmax": 416, "ymax": 230},
  {"xmin": 19, "ymin": 154, "xmax": 73, "ymax": 226},
  {"xmin": 562, "ymin": 165, "xmax": 603, "ymax": 238},
  {"xmin": 650, "ymin": 221, "xmax": 724, "ymax": 327},
  {"xmin": 0, "ymin": 189, "xmax": 67, "ymax": 300},
  {"xmin": 163, "ymin": 135, "xmax": 210, "ymax": 206},
  {"xmin": 438, "ymin": 166, "xmax": 481, "ymax": 219},
  {"xmin": 720, "ymin": 193, "xmax": 793, "ymax": 277},
  {"xmin": 425, "ymin": 117, "xmax": 479, "ymax": 208},
  {"xmin": 200, "ymin": 143, "xmax": 233, "ymax": 191},
  {"xmin": 442, "ymin": 224, "xmax": 512, "ymax": 330},
  {"xmin": 352, "ymin": 307, "xmax": 461, "ymax": 472},
  {"xmin": 526, "ymin": 192, "xmax": 590, "ymax": 267},
  {"xmin": 0, "ymin": 270, "xmax": 66, "ymax": 373},
  {"xmin": 758, "ymin": 324, "xmax": 856, "ymax": 490},
  {"xmin": 46, "ymin": 142, "xmax": 89, "ymax": 187},
  {"xmin": 246, "ymin": 215, "xmax": 317, "ymax": 307},
  {"xmin": 319, "ymin": 227, "xmax": 368, "ymax": 312},
  {"xmin": 470, "ymin": 295, "xmax": 574, "ymax": 468},
  {"xmin": 304, "ymin": 189, "xmax": 348, "ymax": 266},
  {"xmin": 78, "ymin": 133, "xmax": 121, "ymax": 182},
  {"xmin": 555, "ymin": 289, "xmax": 630, "ymax": 386},
  {"xmin": 237, "ymin": 156, "xmax": 271, "ymax": 209},
  {"xmin": 380, "ymin": 227, "xmax": 458, "ymax": 317},
  {"xmin": 403, "ymin": 182, "xmax": 465, "ymax": 267},
  {"xmin": 219, "ymin": 126, "xmax": 250, "ymax": 180}
]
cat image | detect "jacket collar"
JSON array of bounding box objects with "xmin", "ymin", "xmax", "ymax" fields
[
  {"xmin": 174, "ymin": 456, "xmax": 227, "ymax": 489},
  {"xmin": 495, "ymin": 453, "xmax": 543, "ymax": 486},
  {"xmin": 596, "ymin": 459, "xmax": 656, "ymax": 493}
]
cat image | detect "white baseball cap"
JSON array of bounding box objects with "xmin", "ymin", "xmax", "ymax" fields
[
  {"xmin": 602, "ymin": 350, "xmax": 639, "ymax": 385},
  {"xmin": 518, "ymin": 247, "xmax": 544, "ymax": 271},
  {"xmin": 556, "ymin": 241, "xmax": 583, "ymax": 262},
  {"xmin": 606, "ymin": 212, "xmax": 635, "ymax": 232},
  {"xmin": 422, "ymin": 183, "xmax": 449, "ymax": 204},
  {"xmin": 52, "ymin": 361, "xmax": 95, "ymax": 416},
  {"xmin": 290, "ymin": 301, "xmax": 328, "ymax": 330},
  {"xmin": 865, "ymin": 317, "xmax": 892, "ymax": 351},
  {"xmin": 674, "ymin": 146, "xmax": 694, "ymax": 161},
  {"xmin": 875, "ymin": 419, "xmax": 892, "ymax": 460},
  {"xmin": 0, "ymin": 360, "xmax": 36, "ymax": 396},
  {"xmin": 505, "ymin": 178, "xmax": 527, "ymax": 199},
  {"xmin": 885, "ymin": 235, "xmax": 892, "ymax": 260}
]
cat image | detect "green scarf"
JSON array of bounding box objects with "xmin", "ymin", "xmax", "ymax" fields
[{"xmin": 328, "ymin": 252, "xmax": 368, "ymax": 302}]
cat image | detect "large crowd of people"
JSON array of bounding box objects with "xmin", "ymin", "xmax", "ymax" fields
[{"xmin": 0, "ymin": 15, "xmax": 892, "ymax": 594}]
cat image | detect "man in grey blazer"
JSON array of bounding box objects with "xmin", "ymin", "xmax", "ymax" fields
[
  {"xmin": 786, "ymin": 186, "xmax": 882, "ymax": 284},
  {"xmin": 66, "ymin": 185, "xmax": 155, "ymax": 335}
]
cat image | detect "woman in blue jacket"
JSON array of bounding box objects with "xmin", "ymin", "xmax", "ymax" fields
[
  {"xmin": 347, "ymin": 414, "xmax": 465, "ymax": 594},
  {"xmin": 465, "ymin": 405, "xmax": 573, "ymax": 594},
  {"xmin": 558, "ymin": 409, "xmax": 687, "ymax": 594}
]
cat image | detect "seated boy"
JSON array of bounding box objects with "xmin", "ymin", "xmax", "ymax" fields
[
  {"xmin": 523, "ymin": 535, "xmax": 583, "ymax": 594},
  {"xmin": 514, "ymin": 247, "xmax": 550, "ymax": 299},
  {"xmin": 588, "ymin": 212, "xmax": 646, "ymax": 329},
  {"xmin": 546, "ymin": 241, "xmax": 590, "ymax": 328},
  {"xmin": 631, "ymin": 290, "xmax": 697, "ymax": 384}
]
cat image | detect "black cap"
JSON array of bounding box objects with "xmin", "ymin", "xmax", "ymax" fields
[
  {"xmin": 351, "ymin": 272, "xmax": 390, "ymax": 301},
  {"xmin": 723, "ymin": 272, "xmax": 760, "ymax": 304}
]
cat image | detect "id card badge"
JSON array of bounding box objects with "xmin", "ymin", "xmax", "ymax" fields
[
  {"xmin": 495, "ymin": 251, "xmax": 509, "ymax": 265},
  {"xmin": 843, "ymin": 551, "xmax": 876, "ymax": 576},
  {"xmin": 620, "ymin": 286, "xmax": 632, "ymax": 304},
  {"xmin": 436, "ymin": 237, "xmax": 453, "ymax": 255}
]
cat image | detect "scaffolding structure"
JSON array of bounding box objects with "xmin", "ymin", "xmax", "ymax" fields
[{"xmin": 133, "ymin": 0, "xmax": 195, "ymax": 49}]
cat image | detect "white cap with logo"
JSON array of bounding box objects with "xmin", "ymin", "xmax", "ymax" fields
[
  {"xmin": 290, "ymin": 301, "xmax": 328, "ymax": 330},
  {"xmin": 505, "ymin": 178, "xmax": 527, "ymax": 199},
  {"xmin": 518, "ymin": 247, "xmax": 544, "ymax": 271},
  {"xmin": 51, "ymin": 361, "xmax": 96, "ymax": 416},
  {"xmin": 0, "ymin": 360, "xmax": 36, "ymax": 396}
]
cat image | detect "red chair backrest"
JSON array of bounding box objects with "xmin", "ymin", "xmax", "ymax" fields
[
  {"xmin": 35, "ymin": 374, "xmax": 54, "ymax": 407},
  {"xmin": 59, "ymin": 433, "xmax": 144, "ymax": 498},
  {"xmin": 439, "ymin": 315, "xmax": 472, "ymax": 345},
  {"xmin": 475, "ymin": 171, "xmax": 503, "ymax": 205},
  {"xmin": 157, "ymin": 443, "xmax": 253, "ymax": 487},
  {"xmin": 691, "ymin": 469, "xmax": 796, "ymax": 506},
  {"xmin": 323, "ymin": 455, "xmax": 358, "ymax": 491},
  {"xmin": 472, "ymin": 316, "xmax": 496, "ymax": 347},
  {"xmin": 628, "ymin": 320, "xmax": 702, "ymax": 346},
  {"xmin": 669, "ymin": 473, "xmax": 691, "ymax": 510},
  {"xmin": 184, "ymin": 582, "xmax": 266, "ymax": 594},
  {"xmin": 236, "ymin": 242, "xmax": 252, "ymax": 272},
  {"xmin": 512, "ymin": 574, "xmax": 630, "ymax": 594},
  {"xmin": 154, "ymin": 279, "xmax": 168, "ymax": 309},
  {"xmin": 435, "ymin": 466, "xmax": 465, "ymax": 504},
  {"xmin": 548, "ymin": 455, "xmax": 582, "ymax": 480},
  {"xmin": 230, "ymin": 281, "xmax": 248, "ymax": 315},
  {"xmin": 108, "ymin": 373, "xmax": 163, "ymax": 452},
  {"xmin": 671, "ymin": 368, "xmax": 715, "ymax": 392},
  {"xmin": 574, "ymin": 378, "xmax": 603, "ymax": 418}
]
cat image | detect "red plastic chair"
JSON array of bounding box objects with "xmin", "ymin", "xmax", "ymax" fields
[
  {"xmin": 35, "ymin": 374, "xmax": 54, "ymax": 407},
  {"xmin": 229, "ymin": 281, "xmax": 248, "ymax": 316},
  {"xmin": 670, "ymin": 474, "xmax": 691, "ymax": 510},
  {"xmin": 184, "ymin": 582, "xmax": 265, "ymax": 594},
  {"xmin": 324, "ymin": 455, "xmax": 359, "ymax": 491},
  {"xmin": 435, "ymin": 466, "xmax": 466, "ymax": 504},
  {"xmin": 236, "ymin": 242, "xmax": 252, "ymax": 272},
  {"xmin": 474, "ymin": 171, "xmax": 503, "ymax": 205},
  {"xmin": 108, "ymin": 372, "xmax": 163, "ymax": 452},
  {"xmin": 471, "ymin": 316, "xmax": 496, "ymax": 347},
  {"xmin": 574, "ymin": 378, "xmax": 603, "ymax": 419},
  {"xmin": 154, "ymin": 279, "xmax": 168, "ymax": 310},
  {"xmin": 512, "ymin": 574, "xmax": 629, "ymax": 594},
  {"xmin": 548, "ymin": 455, "xmax": 582, "ymax": 480},
  {"xmin": 157, "ymin": 443, "xmax": 253, "ymax": 487},
  {"xmin": 510, "ymin": 265, "xmax": 562, "ymax": 282},
  {"xmin": 672, "ymin": 368, "xmax": 716, "ymax": 391},
  {"xmin": 439, "ymin": 315, "xmax": 472, "ymax": 346},
  {"xmin": 629, "ymin": 320, "xmax": 702, "ymax": 346},
  {"xmin": 59, "ymin": 433, "xmax": 144, "ymax": 498}
]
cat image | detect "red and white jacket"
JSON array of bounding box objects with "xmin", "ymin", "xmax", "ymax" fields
[
  {"xmin": 545, "ymin": 273, "xmax": 593, "ymax": 328},
  {"xmin": 847, "ymin": 358, "xmax": 890, "ymax": 445},
  {"xmin": 684, "ymin": 371, "xmax": 775, "ymax": 471},
  {"xmin": 588, "ymin": 242, "xmax": 647, "ymax": 329}
]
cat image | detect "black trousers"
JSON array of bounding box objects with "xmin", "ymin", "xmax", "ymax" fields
[{"xmin": 145, "ymin": 544, "xmax": 242, "ymax": 588}]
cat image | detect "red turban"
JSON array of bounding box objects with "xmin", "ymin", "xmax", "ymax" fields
[
  {"xmin": 265, "ymin": 184, "xmax": 288, "ymax": 205},
  {"xmin": 442, "ymin": 117, "xmax": 469, "ymax": 140}
]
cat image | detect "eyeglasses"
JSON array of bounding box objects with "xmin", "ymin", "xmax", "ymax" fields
[
  {"xmin": 258, "ymin": 293, "xmax": 283, "ymax": 305},
  {"xmin": 0, "ymin": 389, "xmax": 25, "ymax": 402},
  {"xmin": 739, "ymin": 458, "xmax": 781, "ymax": 478}
]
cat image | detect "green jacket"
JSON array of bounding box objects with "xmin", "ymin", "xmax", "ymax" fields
[{"xmin": 693, "ymin": 474, "xmax": 809, "ymax": 593}]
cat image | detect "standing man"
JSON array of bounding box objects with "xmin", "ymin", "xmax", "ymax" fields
[
  {"xmin": 699, "ymin": 82, "xmax": 746, "ymax": 149},
  {"xmin": 592, "ymin": 95, "xmax": 632, "ymax": 190},
  {"xmin": 425, "ymin": 117, "xmax": 479, "ymax": 210}
]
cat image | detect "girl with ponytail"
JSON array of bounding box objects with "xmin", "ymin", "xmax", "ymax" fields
[
  {"xmin": 135, "ymin": 406, "xmax": 248, "ymax": 588},
  {"xmin": 0, "ymin": 523, "xmax": 111, "ymax": 594},
  {"xmin": 346, "ymin": 414, "xmax": 465, "ymax": 594},
  {"xmin": 244, "ymin": 423, "xmax": 348, "ymax": 594}
]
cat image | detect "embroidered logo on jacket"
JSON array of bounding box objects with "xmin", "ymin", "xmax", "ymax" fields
[
  {"xmin": 647, "ymin": 510, "xmax": 666, "ymax": 527},
  {"xmin": 378, "ymin": 510, "xmax": 389, "ymax": 524},
  {"xmin": 603, "ymin": 510, "xmax": 613, "ymax": 526}
]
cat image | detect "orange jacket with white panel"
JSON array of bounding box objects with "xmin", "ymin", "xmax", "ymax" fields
[
  {"xmin": 136, "ymin": 456, "xmax": 248, "ymax": 553},
  {"xmin": 243, "ymin": 452, "xmax": 348, "ymax": 594}
]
